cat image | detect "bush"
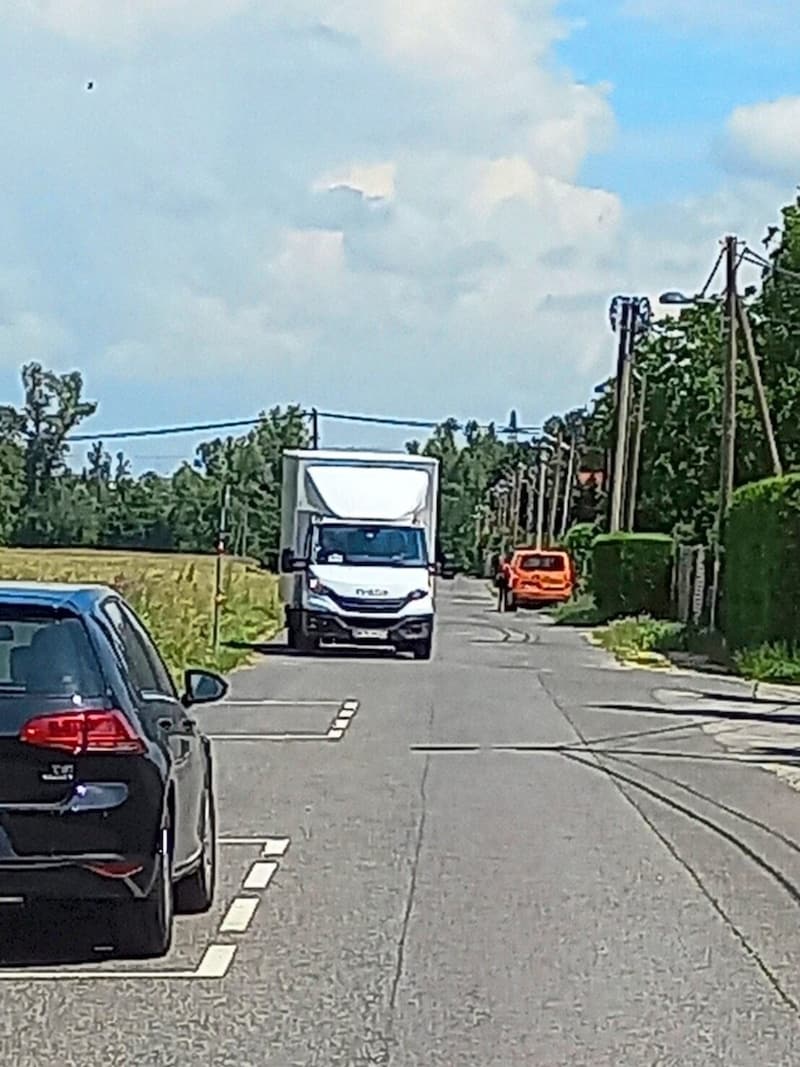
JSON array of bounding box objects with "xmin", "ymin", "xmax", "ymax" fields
[
  {"xmin": 551, "ymin": 593, "xmax": 604, "ymax": 627},
  {"xmin": 591, "ymin": 532, "xmax": 674, "ymax": 619},
  {"xmin": 595, "ymin": 615, "xmax": 687, "ymax": 658},
  {"xmin": 724, "ymin": 474, "xmax": 800, "ymax": 650},
  {"xmin": 563, "ymin": 522, "xmax": 599, "ymax": 588},
  {"xmin": 733, "ymin": 641, "xmax": 800, "ymax": 685}
]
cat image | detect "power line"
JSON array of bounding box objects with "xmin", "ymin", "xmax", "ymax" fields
[{"xmin": 68, "ymin": 407, "xmax": 543, "ymax": 443}]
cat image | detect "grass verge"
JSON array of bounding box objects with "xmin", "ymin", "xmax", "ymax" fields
[
  {"xmin": 0, "ymin": 548, "xmax": 282, "ymax": 682},
  {"xmin": 592, "ymin": 615, "xmax": 686, "ymax": 667},
  {"xmin": 550, "ymin": 594, "xmax": 606, "ymax": 627}
]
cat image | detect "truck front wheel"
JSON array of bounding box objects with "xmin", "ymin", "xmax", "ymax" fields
[
  {"xmin": 296, "ymin": 631, "xmax": 319, "ymax": 654},
  {"xmin": 411, "ymin": 638, "xmax": 432, "ymax": 661}
]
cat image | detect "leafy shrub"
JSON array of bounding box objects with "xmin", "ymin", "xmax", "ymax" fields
[
  {"xmin": 733, "ymin": 642, "xmax": 800, "ymax": 685},
  {"xmin": 563, "ymin": 522, "xmax": 600, "ymax": 589},
  {"xmin": 595, "ymin": 615, "xmax": 686, "ymax": 658},
  {"xmin": 724, "ymin": 474, "xmax": 800, "ymax": 650},
  {"xmin": 551, "ymin": 593, "xmax": 604, "ymax": 627},
  {"xmin": 591, "ymin": 533, "xmax": 674, "ymax": 619}
]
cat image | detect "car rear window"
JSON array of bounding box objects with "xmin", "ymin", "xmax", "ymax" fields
[
  {"xmin": 0, "ymin": 612, "xmax": 105, "ymax": 699},
  {"xmin": 518, "ymin": 554, "xmax": 566, "ymax": 572}
]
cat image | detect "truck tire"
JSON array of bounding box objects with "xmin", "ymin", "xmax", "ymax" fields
[
  {"xmin": 412, "ymin": 638, "xmax": 432, "ymax": 660},
  {"xmin": 286, "ymin": 625, "xmax": 297, "ymax": 650},
  {"xmin": 296, "ymin": 631, "xmax": 319, "ymax": 654}
]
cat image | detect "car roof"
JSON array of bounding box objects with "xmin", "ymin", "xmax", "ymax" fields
[
  {"xmin": 513, "ymin": 548, "xmax": 568, "ymax": 557},
  {"xmin": 0, "ymin": 582, "xmax": 115, "ymax": 613}
]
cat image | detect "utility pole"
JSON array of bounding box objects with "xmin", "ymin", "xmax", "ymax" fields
[
  {"xmin": 311, "ymin": 408, "xmax": 319, "ymax": 449},
  {"xmin": 560, "ymin": 437, "xmax": 577, "ymax": 537},
  {"xmin": 736, "ymin": 297, "xmax": 783, "ymax": 477},
  {"xmin": 608, "ymin": 299, "xmax": 634, "ymax": 533},
  {"xmin": 510, "ymin": 464, "xmax": 523, "ymax": 548},
  {"xmin": 626, "ymin": 373, "xmax": 647, "ymax": 532},
  {"xmin": 535, "ymin": 445, "xmax": 547, "ymax": 550},
  {"xmin": 608, "ymin": 294, "xmax": 652, "ymax": 532},
  {"xmin": 525, "ymin": 469, "xmax": 535, "ymax": 537},
  {"xmin": 212, "ymin": 484, "xmax": 231, "ymax": 652},
  {"xmin": 709, "ymin": 235, "xmax": 739, "ymax": 630},
  {"xmin": 548, "ymin": 428, "xmax": 564, "ymax": 543}
]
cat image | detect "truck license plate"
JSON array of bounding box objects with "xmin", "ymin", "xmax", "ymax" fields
[{"xmin": 352, "ymin": 628, "xmax": 388, "ymax": 640}]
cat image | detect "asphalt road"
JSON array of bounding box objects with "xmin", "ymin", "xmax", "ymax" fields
[{"xmin": 3, "ymin": 577, "xmax": 800, "ymax": 1065}]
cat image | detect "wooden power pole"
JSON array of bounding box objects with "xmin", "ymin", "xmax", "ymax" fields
[
  {"xmin": 736, "ymin": 297, "xmax": 782, "ymax": 477},
  {"xmin": 710, "ymin": 235, "xmax": 739, "ymax": 630}
]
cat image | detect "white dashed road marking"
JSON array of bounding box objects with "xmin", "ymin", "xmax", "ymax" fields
[
  {"xmin": 243, "ymin": 861, "xmax": 278, "ymax": 890},
  {"xmin": 219, "ymin": 897, "xmax": 260, "ymax": 934},
  {"xmin": 211, "ymin": 696, "xmax": 361, "ymax": 744},
  {"xmin": 195, "ymin": 944, "xmax": 237, "ymax": 979},
  {"xmin": 262, "ymin": 837, "xmax": 291, "ymax": 857}
]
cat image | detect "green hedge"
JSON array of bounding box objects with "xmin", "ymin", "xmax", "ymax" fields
[
  {"xmin": 591, "ymin": 533, "xmax": 674, "ymax": 618},
  {"xmin": 724, "ymin": 474, "xmax": 800, "ymax": 650},
  {"xmin": 564, "ymin": 522, "xmax": 599, "ymax": 587}
]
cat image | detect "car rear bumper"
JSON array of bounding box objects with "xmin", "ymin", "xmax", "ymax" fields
[
  {"xmin": 512, "ymin": 587, "xmax": 572, "ymax": 603},
  {"xmin": 0, "ymin": 853, "xmax": 158, "ymax": 902}
]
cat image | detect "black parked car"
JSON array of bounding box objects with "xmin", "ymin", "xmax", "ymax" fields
[{"xmin": 0, "ymin": 582, "xmax": 227, "ymax": 958}]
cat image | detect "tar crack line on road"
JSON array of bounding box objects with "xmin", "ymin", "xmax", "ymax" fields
[
  {"xmin": 389, "ymin": 704, "xmax": 433, "ymax": 1018},
  {"xmin": 536, "ymin": 669, "xmax": 800, "ymax": 1020}
]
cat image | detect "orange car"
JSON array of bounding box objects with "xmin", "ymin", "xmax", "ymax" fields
[{"xmin": 500, "ymin": 548, "xmax": 575, "ymax": 611}]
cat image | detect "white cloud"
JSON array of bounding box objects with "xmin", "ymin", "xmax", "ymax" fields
[
  {"xmin": 14, "ymin": 0, "xmax": 252, "ymax": 44},
  {"xmin": 1, "ymin": 0, "xmax": 795, "ymax": 452},
  {"xmin": 313, "ymin": 163, "xmax": 397, "ymax": 201},
  {"xmin": 722, "ymin": 97, "xmax": 800, "ymax": 180}
]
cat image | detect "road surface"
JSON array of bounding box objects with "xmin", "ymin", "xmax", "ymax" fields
[{"xmin": 3, "ymin": 577, "xmax": 800, "ymax": 1065}]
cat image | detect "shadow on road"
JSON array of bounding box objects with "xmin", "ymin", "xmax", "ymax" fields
[
  {"xmin": 593, "ymin": 699, "xmax": 800, "ymax": 729},
  {"xmin": 225, "ymin": 639, "xmax": 398, "ymax": 661},
  {"xmin": 0, "ymin": 902, "xmax": 117, "ymax": 968}
]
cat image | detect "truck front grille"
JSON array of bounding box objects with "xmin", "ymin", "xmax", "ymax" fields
[{"xmin": 332, "ymin": 594, "xmax": 407, "ymax": 614}]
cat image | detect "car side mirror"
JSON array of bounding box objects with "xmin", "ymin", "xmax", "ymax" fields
[{"xmin": 182, "ymin": 669, "xmax": 228, "ymax": 708}]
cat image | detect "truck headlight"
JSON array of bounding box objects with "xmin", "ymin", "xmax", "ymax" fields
[
  {"xmin": 309, "ymin": 577, "xmax": 335, "ymax": 597},
  {"xmin": 407, "ymin": 589, "xmax": 428, "ymax": 602}
]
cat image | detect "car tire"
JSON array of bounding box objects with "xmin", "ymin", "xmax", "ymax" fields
[
  {"xmin": 412, "ymin": 638, "xmax": 432, "ymax": 660},
  {"xmin": 113, "ymin": 824, "xmax": 173, "ymax": 959},
  {"xmin": 175, "ymin": 786, "xmax": 216, "ymax": 915}
]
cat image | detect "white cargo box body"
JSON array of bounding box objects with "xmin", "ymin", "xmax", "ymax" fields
[{"xmin": 280, "ymin": 450, "xmax": 439, "ymax": 604}]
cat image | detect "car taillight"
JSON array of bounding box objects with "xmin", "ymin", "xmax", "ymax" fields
[{"xmin": 19, "ymin": 710, "xmax": 145, "ymax": 755}]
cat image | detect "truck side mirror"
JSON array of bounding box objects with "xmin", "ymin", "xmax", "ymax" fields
[
  {"xmin": 280, "ymin": 548, "xmax": 292, "ymax": 573},
  {"xmin": 281, "ymin": 549, "xmax": 308, "ymax": 573}
]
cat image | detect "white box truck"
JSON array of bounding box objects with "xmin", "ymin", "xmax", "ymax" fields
[{"xmin": 279, "ymin": 449, "xmax": 441, "ymax": 658}]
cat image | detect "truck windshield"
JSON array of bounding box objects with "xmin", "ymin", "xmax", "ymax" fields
[{"xmin": 314, "ymin": 525, "xmax": 428, "ymax": 567}]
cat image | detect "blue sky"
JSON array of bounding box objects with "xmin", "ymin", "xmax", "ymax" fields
[
  {"xmin": 0, "ymin": 1, "xmax": 797, "ymax": 470},
  {"xmin": 558, "ymin": 1, "xmax": 800, "ymax": 202}
]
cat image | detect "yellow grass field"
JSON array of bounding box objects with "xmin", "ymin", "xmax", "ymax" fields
[{"xmin": 0, "ymin": 548, "xmax": 282, "ymax": 681}]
